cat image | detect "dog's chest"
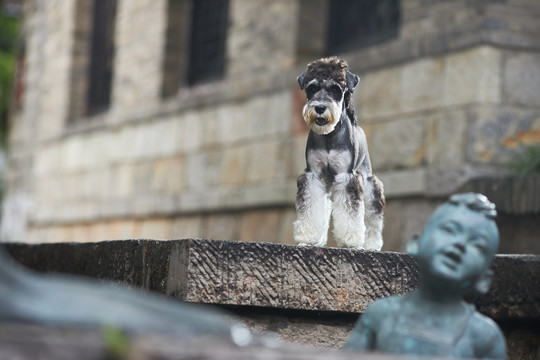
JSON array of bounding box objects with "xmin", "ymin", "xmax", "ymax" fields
[{"xmin": 307, "ymin": 149, "xmax": 353, "ymax": 183}]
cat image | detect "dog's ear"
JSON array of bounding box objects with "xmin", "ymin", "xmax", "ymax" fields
[
  {"xmin": 297, "ymin": 72, "xmax": 307, "ymax": 90},
  {"xmin": 345, "ymin": 71, "xmax": 360, "ymax": 93}
]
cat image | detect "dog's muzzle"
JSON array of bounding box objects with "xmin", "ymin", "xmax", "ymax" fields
[
  {"xmin": 314, "ymin": 106, "xmax": 328, "ymax": 125},
  {"xmin": 302, "ymin": 100, "xmax": 342, "ymax": 134}
]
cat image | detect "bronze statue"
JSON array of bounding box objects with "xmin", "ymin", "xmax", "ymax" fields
[{"xmin": 343, "ymin": 193, "xmax": 506, "ymax": 359}]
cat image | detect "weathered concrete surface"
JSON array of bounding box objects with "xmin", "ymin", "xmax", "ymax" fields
[
  {"xmin": 5, "ymin": 239, "xmax": 540, "ymax": 319},
  {"xmin": 467, "ymin": 254, "xmax": 540, "ymax": 320},
  {"xmin": 5, "ymin": 239, "xmax": 419, "ymax": 312}
]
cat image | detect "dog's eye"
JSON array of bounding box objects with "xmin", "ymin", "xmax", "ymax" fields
[
  {"xmin": 305, "ymin": 85, "xmax": 319, "ymax": 98},
  {"xmin": 330, "ymin": 85, "xmax": 342, "ymax": 99}
]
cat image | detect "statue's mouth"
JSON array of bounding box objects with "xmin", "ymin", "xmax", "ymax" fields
[{"xmin": 441, "ymin": 250, "xmax": 462, "ymax": 269}]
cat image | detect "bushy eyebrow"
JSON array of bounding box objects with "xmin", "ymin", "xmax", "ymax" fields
[{"xmin": 321, "ymin": 79, "xmax": 341, "ymax": 87}]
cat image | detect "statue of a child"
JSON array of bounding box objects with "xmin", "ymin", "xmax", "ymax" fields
[{"xmin": 343, "ymin": 193, "xmax": 506, "ymax": 359}]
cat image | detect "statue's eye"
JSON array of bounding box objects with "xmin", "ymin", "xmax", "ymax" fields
[
  {"xmin": 440, "ymin": 224, "xmax": 457, "ymax": 234},
  {"xmin": 470, "ymin": 236, "xmax": 488, "ymax": 254},
  {"xmin": 474, "ymin": 243, "xmax": 487, "ymax": 254}
]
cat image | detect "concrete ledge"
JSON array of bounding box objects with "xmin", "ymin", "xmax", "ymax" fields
[{"xmin": 5, "ymin": 239, "xmax": 540, "ymax": 320}]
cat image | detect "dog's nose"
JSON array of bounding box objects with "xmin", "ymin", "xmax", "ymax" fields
[{"xmin": 315, "ymin": 105, "xmax": 326, "ymax": 114}]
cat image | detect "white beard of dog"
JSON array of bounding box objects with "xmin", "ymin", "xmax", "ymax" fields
[{"xmin": 302, "ymin": 98, "xmax": 343, "ymax": 135}]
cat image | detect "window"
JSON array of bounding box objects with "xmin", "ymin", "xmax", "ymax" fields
[
  {"xmin": 161, "ymin": 0, "xmax": 229, "ymax": 98},
  {"xmin": 187, "ymin": 0, "xmax": 229, "ymax": 85},
  {"xmin": 326, "ymin": 0, "xmax": 400, "ymax": 54},
  {"xmin": 69, "ymin": 0, "xmax": 117, "ymax": 122},
  {"xmin": 86, "ymin": 0, "xmax": 117, "ymax": 115}
]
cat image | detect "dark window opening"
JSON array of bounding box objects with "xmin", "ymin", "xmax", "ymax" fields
[
  {"xmin": 187, "ymin": 0, "xmax": 229, "ymax": 86},
  {"xmin": 327, "ymin": 0, "xmax": 400, "ymax": 54},
  {"xmin": 87, "ymin": 0, "xmax": 117, "ymax": 116}
]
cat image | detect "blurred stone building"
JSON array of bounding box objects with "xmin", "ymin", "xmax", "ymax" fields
[{"xmin": 3, "ymin": 0, "xmax": 540, "ymax": 251}]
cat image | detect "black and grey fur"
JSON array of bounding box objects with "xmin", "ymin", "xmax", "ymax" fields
[{"xmin": 293, "ymin": 57, "xmax": 385, "ymax": 249}]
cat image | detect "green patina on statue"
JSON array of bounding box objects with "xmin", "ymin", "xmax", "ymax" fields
[{"xmin": 343, "ymin": 193, "xmax": 506, "ymax": 359}]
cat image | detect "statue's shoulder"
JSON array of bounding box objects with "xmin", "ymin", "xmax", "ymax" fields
[
  {"xmin": 468, "ymin": 310, "xmax": 504, "ymax": 337},
  {"xmin": 362, "ymin": 295, "xmax": 403, "ymax": 326},
  {"xmin": 466, "ymin": 309, "xmax": 506, "ymax": 359},
  {"xmin": 367, "ymin": 295, "xmax": 402, "ymax": 311}
]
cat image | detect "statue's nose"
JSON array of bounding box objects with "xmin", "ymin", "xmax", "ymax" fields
[{"xmin": 454, "ymin": 242, "xmax": 466, "ymax": 253}]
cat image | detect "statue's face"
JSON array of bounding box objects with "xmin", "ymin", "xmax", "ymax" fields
[{"xmin": 416, "ymin": 204, "xmax": 498, "ymax": 291}]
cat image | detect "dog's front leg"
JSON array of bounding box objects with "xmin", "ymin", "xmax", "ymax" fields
[
  {"xmin": 331, "ymin": 173, "xmax": 366, "ymax": 249},
  {"xmin": 293, "ymin": 172, "xmax": 332, "ymax": 246},
  {"xmin": 363, "ymin": 175, "xmax": 385, "ymax": 251}
]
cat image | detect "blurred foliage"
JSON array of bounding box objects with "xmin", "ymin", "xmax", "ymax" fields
[
  {"xmin": 0, "ymin": 11, "xmax": 19, "ymax": 147},
  {"xmin": 507, "ymin": 144, "xmax": 540, "ymax": 175},
  {"xmin": 101, "ymin": 326, "xmax": 130, "ymax": 360}
]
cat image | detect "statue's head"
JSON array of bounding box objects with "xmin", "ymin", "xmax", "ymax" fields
[{"xmin": 407, "ymin": 193, "xmax": 499, "ymax": 295}]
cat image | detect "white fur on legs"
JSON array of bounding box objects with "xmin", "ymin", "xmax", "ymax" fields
[
  {"xmin": 363, "ymin": 176, "xmax": 385, "ymax": 250},
  {"xmin": 293, "ymin": 172, "xmax": 332, "ymax": 246},
  {"xmin": 331, "ymin": 173, "xmax": 366, "ymax": 249}
]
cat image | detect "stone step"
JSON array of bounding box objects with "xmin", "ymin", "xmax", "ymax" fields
[{"xmin": 5, "ymin": 239, "xmax": 539, "ymax": 320}]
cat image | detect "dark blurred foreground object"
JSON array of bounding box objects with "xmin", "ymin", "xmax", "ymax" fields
[
  {"xmin": 0, "ymin": 244, "xmax": 253, "ymax": 345},
  {"xmin": 0, "ymin": 323, "xmax": 435, "ymax": 360}
]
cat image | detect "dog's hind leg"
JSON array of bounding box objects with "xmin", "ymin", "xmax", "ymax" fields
[
  {"xmin": 331, "ymin": 173, "xmax": 366, "ymax": 249},
  {"xmin": 293, "ymin": 172, "xmax": 332, "ymax": 246},
  {"xmin": 363, "ymin": 175, "xmax": 385, "ymax": 250}
]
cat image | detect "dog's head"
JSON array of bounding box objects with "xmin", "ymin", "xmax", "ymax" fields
[{"xmin": 297, "ymin": 57, "xmax": 359, "ymax": 135}]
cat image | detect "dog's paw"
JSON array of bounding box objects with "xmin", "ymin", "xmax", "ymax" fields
[
  {"xmin": 363, "ymin": 234, "xmax": 383, "ymax": 251},
  {"xmin": 293, "ymin": 219, "xmax": 329, "ymax": 247},
  {"xmin": 332, "ymin": 220, "xmax": 366, "ymax": 249},
  {"xmin": 335, "ymin": 235, "xmax": 365, "ymax": 249},
  {"xmin": 293, "ymin": 235, "xmax": 327, "ymax": 247}
]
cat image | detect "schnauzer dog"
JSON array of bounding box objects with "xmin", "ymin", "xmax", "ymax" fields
[{"xmin": 293, "ymin": 57, "xmax": 385, "ymax": 250}]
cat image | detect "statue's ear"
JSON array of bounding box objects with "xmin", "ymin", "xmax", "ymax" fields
[
  {"xmin": 297, "ymin": 72, "xmax": 307, "ymax": 90},
  {"xmin": 406, "ymin": 235, "xmax": 420, "ymax": 255},
  {"xmin": 346, "ymin": 71, "xmax": 360, "ymax": 93},
  {"xmin": 475, "ymin": 269, "xmax": 494, "ymax": 294}
]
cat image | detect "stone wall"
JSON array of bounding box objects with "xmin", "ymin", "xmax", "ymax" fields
[{"xmin": 4, "ymin": 0, "xmax": 540, "ymax": 252}]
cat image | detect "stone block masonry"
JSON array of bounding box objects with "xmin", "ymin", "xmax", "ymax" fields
[
  {"xmin": 4, "ymin": 239, "xmax": 540, "ymax": 356},
  {"xmin": 8, "ymin": 0, "xmax": 540, "ymax": 252}
]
